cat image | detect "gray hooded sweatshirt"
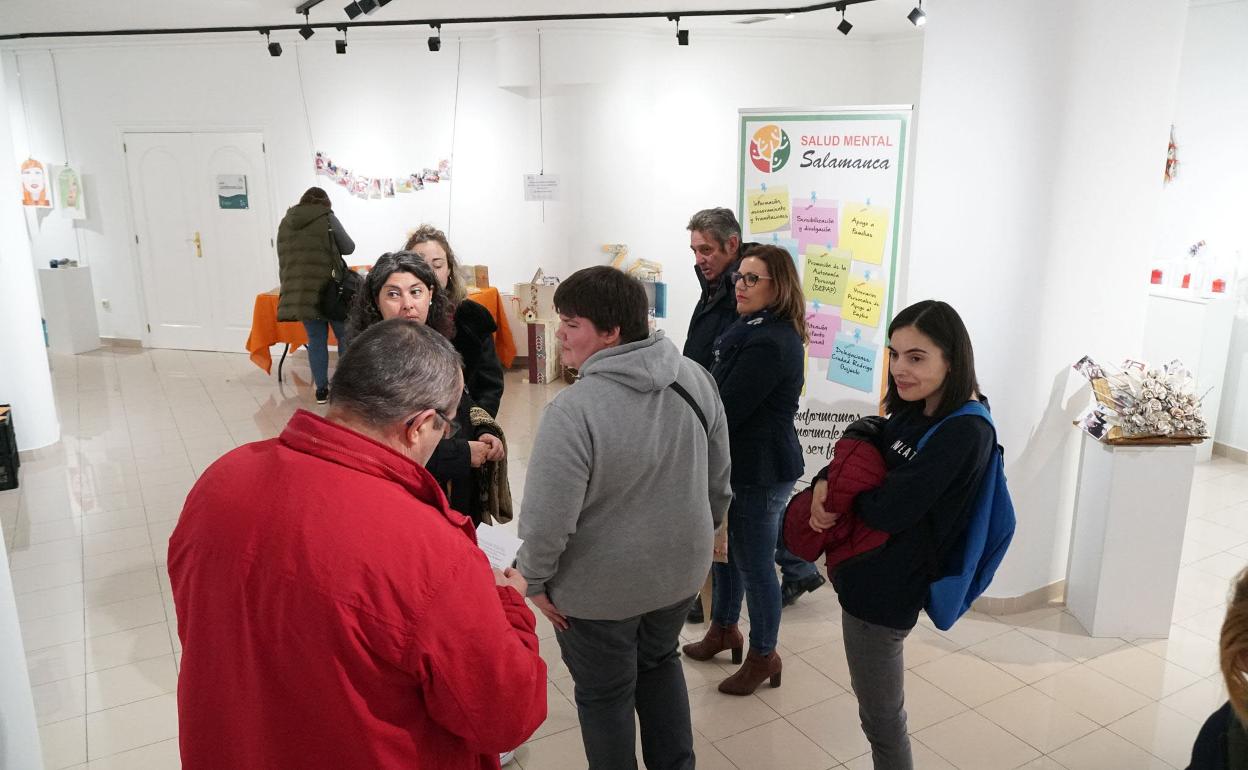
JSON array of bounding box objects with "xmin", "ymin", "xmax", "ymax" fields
[{"xmin": 517, "ymin": 331, "xmax": 732, "ymax": 620}]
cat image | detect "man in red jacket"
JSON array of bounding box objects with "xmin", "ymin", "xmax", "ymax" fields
[{"xmin": 169, "ymin": 319, "xmax": 547, "ymax": 770}]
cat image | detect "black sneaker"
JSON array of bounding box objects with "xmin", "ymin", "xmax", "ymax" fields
[
  {"xmin": 781, "ymin": 573, "xmax": 826, "ymax": 607},
  {"xmin": 315, "ymin": 387, "xmax": 329, "ymax": 404},
  {"xmin": 686, "ymin": 594, "xmax": 705, "ymax": 624}
]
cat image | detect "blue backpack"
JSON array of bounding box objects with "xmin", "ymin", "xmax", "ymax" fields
[{"xmin": 914, "ymin": 401, "xmax": 1016, "ymax": 631}]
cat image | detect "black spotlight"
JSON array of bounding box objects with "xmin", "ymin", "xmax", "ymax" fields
[
  {"xmin": 343, "ymin": 2, "xmax": 362, "ymax": 19},
  {"xmin": 264, "ymin": 31, "xmax": 282, "ymax": 57},
  {"xmin": 336, "ymin": 28, "xmax": 348, "ymax": 54},
  {"xmin": 299, "ymin": 12, "xmax": 315, "ymax": 40},
  {"xmin": 908, "ymin": 2, "xmax": 927, "ymax": 27},
  {"xmin": 838, "ymin": 8, "xmax": 853, "ymax": 35},
  {"xmin": 428, "ymin": 24, "xmax": 442, "ymax": 52},
  {"xmin": 670, "ymin": 16, "xmax": 688, "ymax": 46},
  {"xmin": 359, "ymin": 0, "xmax": 378, "ymax": 14}
]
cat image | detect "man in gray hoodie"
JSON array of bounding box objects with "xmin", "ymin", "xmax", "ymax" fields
[{"xmin": 518, "ymin": 266, "xmax": 732, "ymax": 770}]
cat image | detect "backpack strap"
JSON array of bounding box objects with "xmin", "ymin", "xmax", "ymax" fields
[
  {"xmin": 914, "ymin": 400, "xmax": 994, "ymax": 579},
  {"xmin": 668, "ymin": 380, "xmax": 709, "ymax": 435}
]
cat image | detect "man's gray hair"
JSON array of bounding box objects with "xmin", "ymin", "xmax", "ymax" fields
[
  {"xmin": 329, "ymin": 319, "xmax": 462, "ymax": 427},
  {"xmin": 686, "ymin": 207, "xmax": 741, "ymax": 249}
]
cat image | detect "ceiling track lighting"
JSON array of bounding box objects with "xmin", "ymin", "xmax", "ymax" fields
[
  {"xmin": 837, "ymin": 5, "xmax": 852, "ymax": 35},
  {"xmin": 907, "ymin": 1, "xmax": 926, "ymax": 27},
  {"xmin": 299, "ymin": 11, "xmax": 315, "ymax": 39},
  {"xmin": 427, "ymin": 23, "xmax": 441, "ymax": 51},
  {"xmin": 4, "ymin": 1, "xmax": 908, "ymax": 44},
  {"xmin": 669, "ymin": 15, "xmax": 689, "ymax": 46},
  {"xmin": 335, "ymin": 26, "xmax": 347, "ymax": 54},
  {"xmin": 263, "ymin": 29, "xmax": 282, "ymax": 56}
]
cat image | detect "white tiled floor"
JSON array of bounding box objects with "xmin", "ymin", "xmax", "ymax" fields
[{"xmin": 3, "ymin": 346, "xmax": 1245, "ymax": 769}]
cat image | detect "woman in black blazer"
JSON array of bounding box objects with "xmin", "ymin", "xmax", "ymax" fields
[{"xmin": 683, "ymin": 244, "xmax": 807, "ymax": 696}]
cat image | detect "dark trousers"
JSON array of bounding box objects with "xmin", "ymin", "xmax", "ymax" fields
[{"xmin": 555, "ymin": 596, "xmax": 697, "ymax": 770}]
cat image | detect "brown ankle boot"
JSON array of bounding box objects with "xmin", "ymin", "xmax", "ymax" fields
[
  {"xmin": 681, "ymin": 623, "xmax": 744, "ymax": 664},
  {"xmin": 718, "ymin": 648, "xmax": 782, "ymax": 695}
]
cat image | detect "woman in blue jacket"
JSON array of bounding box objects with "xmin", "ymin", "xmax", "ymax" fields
[{"xmin": 682, "ymin": 244, "xmax": 807, "ymax": 695}]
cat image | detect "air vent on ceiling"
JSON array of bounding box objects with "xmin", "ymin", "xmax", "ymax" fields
[{"xmin": 735, "ymin": 15, "xmax": 780, "ymax": 24}]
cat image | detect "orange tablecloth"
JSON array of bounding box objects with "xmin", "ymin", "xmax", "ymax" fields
[
  {"xmin": 245, "ymin": 286, "xmax": 515, "ymax": 374},
  {"xmin": 466, "ymin": 287, "xmax": 516, "ymax": 369},
  {"xmin": 245, "ymin": 291, "xmax": 337, "ymax": 374}
]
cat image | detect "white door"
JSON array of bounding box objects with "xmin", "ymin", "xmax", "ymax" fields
[{"xmin": 125, "ymin": 132, "xmax": 277, "ymax": 352}]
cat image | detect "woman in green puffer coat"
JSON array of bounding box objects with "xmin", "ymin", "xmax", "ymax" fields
[{"xmin": 276, "ymin": 187, "xmax": 355, "ymax": 403}]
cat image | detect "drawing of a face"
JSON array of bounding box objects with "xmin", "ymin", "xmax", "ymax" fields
[{"xmin": 21, "ymin": 160, "xmax": 49, "ymax": 206}]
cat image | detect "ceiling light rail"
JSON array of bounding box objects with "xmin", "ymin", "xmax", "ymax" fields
[{"xmin": 0, "ymin": 1, "xmax": 897, "ymax": 42}]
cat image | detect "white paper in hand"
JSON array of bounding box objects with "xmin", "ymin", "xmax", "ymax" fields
[{"xmin": 476, "ymin": 523, "xmax": 524, "ymax": 570}]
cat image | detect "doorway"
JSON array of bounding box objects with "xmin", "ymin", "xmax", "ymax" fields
[{"xmin": 124, "ymin": 131, "xmax": 276, "ymax": 352}]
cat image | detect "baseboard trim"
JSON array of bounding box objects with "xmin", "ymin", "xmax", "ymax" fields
[
  {"xmin": 100, "ymin": 337, "xmax": 143, "ymax": 349},
  {"xmin": 973, "ymin": 580, "xmax": 1065, "ymax": 616},
  {"xmin": 1213, "ymin": 442, "xmax": 1248, "ymax": 464}
]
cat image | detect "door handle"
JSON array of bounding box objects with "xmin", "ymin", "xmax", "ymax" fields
[{"xmin": 192, "ymin": 231, "xmax": 202, "ymax": 258}]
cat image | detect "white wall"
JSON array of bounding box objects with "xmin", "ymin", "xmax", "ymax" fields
[
  {"xmin": 906, "ymin": 0, "xmax": 1188, "ymax": 598},
  {"xmin": 4, "ymin": 27, "xmax": 922, "ymax": 352},
  {"xmin": 1155, "ymin": 1, "xmax": 1248, "ymax": 452}
]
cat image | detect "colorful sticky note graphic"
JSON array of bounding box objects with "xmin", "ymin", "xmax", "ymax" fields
[
  {"xmin": 827, "ymin": 333, "xmax": 878, "ymax": 393},
  {"xmin": 794, "ymin": 203, "xmax": 839, "ymax": 253},
  {"xmin": 842, "ymin": 277, "xmax": 885, "ymax": 328},
  {"xmin": 806, "ymin": 311, "xmax": 842, "ymax": 358},
  {"xmin": 748, "ymin": 186, "xmax": 791, "ymax": 233},
  {"xmin": 839, "ymin": 203, "xmax": 890, "ymax": 265},
  {"xmin": 803, "ymin": 249, "xmax": 851, "ymax": 306},
  {"xmin": 769, "ymin": 235, "xmax": 801, "ymax": 264}
]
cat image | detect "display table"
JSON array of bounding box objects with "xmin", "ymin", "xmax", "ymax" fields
[
  {"xmin": 38, "ymin": 267, "xmax": 101, "ymax": 355},
  {"xmin": 245, "ymin": 286, "xmax": 515, "ymax": 379},
  {"xmin": 1067, "ymin": 432, "xmax": 1197, "ymax": 638}
]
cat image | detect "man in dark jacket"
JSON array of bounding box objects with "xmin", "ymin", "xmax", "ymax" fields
[{"xmin": 682, "ymin": 209, "xmax": 824, "ymax": 623}]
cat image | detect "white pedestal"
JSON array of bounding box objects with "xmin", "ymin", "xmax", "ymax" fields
[
  {"xmin": 1141, "ymin": 288, "xmax": 1235, "ymax": 462},
  {"xmin": 1067, "ymin": 433, "xmax": 1197, "ymax": 638},
  {"xmin": 38, "ymin": 267, "xmax": 101, "ymax": 355}
]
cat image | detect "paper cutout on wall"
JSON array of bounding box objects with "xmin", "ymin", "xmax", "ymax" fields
[
  {"xmin": 57, "ymin": 166, "xmax": 86, "ymax": 219},
  {"xmin": 842, "ymin": 276, "xmax": 885, "ymax": 328},
  {"xmin": 802, "ymin": 248, "xmax": 851, "ymax": 306},
  {"xmin": 827, "ymin": 332, "xmax": 878, "ymax": 392},
  {"xmin": 794, "ymin": 202, "xmax": 838, "ymax": 253},
  {"xmin": 747, "ymin": 186, "xmax": 790, "ymax": 233},
  {"xmin": 839, "ymin": 203, "xmax": 890, "ymax": 265},
  {"xmin": 768, "ymin": 234, "xmax": 801, "ymax": 263},
  {"xmin": 806, "ymin": 310, "xmax": 842, "ymax": 358},
  {"xmin": 20, "ymin": 158, "xmax": 52, "ymax": 208}
]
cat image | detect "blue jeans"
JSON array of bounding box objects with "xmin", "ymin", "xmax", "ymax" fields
[
  {"xmin": 776, "ymin": 534, "xmax": 820, "ymax": 585},
  {"xmin": 301, "ymin": 319, "xmax": 347, "ymax": 390},
  {"xmin": 711, "ymin": 480, "xmax": 796, "ymax": 654}
]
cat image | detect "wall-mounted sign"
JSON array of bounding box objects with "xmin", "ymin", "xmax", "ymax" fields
[
  {"xmin": 524, "ymin": 173, "xmax": 560, "ymax": 202},
  {"xmin": 217, "ymin": 174, "xmax": 249, "ymax": 209}
]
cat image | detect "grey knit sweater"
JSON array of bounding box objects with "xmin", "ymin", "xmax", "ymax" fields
[{"xmin": 517, "ymin": 331, "xmax": 732, "ymax": 620}]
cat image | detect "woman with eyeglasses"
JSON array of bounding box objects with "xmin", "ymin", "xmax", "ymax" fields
[
  {"xmin": 347, "ymin": 252, "xmax": 505, "ymax": 525},
  {"xmin": 683, "ymin": 244, "xmax": 807, "ymax": 696}
]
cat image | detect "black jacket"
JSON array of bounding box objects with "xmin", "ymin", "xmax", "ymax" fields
[
  {"xmin": 453, "ymin": 300, "xmax": 504, "ymax": 417},
  {"xmin": 710, "ymin": 312, "xmax": 805, "ymax": 486},
  {"xmin": 424, "ymin": 389, "xmax": 485, "ymax": 524},
  {"xmin": 682, "ymin": 242, "xmax": 757, "ymax": 369},
  {"xmin": 833, "ymin": 403, "xmax": 996, "ymax": 630}
]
